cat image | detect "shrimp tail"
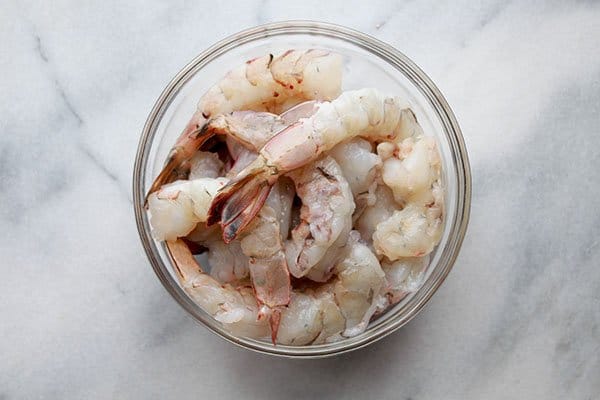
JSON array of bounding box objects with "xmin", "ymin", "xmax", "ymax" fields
[
  {"xmin": 207, "ymin": 164, "xmax": 276, "ymax": 242},
  {"xmin": 144, "ymin": 117, "xmax": 213, "ymax": 204},
  {"xmin": 269, "ymin": 309, "xmax": 282, "ymax": 345}
]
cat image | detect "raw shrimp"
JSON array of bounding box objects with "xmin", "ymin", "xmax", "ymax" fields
[
  {"xmin": 207, "ymin": 240, "xmax": 249, "ymax": 283},
  {"xmin": 226, "ymin": 101, "xmax": 321, "ymax": 179},
  {"xmin": 167, "ymin": 239, "xmax": 269, "ymax": 338},
  {"xmin": 149, "ymin": 176, "xmax": 292, "ymax": 342},
  {"xmin": 310, "ymin": 288, "xmax": 346, "ymax": 344},
  {"xmin": 155, "ymin": 107, "xmax": 314, "ymax": 341},
  {"xmin": 373, "ymin": 203, "xmax": 443, "ymax": 260},
  {"xmin": 238, "ymin": 181, "xmax": 292, "ymax": 343},
  {"xmin": 276, "ymin": 292, "xmax": 323, "ymax": 345},
  {"xmin": 381, "ymin": 136, "xmax": 441, "ymax": 205},
  {"xmin": 284, "ymin": 156, "xmax": 354, "ymax": 280},
  {"xmin": 356, "ymin": 184, "xmax": 399, "ymax": 246},
  {"xmin": 279, "ymin": 232, "xmax": 387, "ymax": 343},
  {"xmin": 147, "ymin": 178, "xmax": 228, "ymax": 241},
  {"xmin": 188, "ymin": 223, "xmax": 250, "ymax": 283},
  {"xmin": 381, "ymin": 256, "xmax": 429, "ymax": 304},
  {"xmin": 373, "ymin": 135, "xmax": 444, "ymax": 260},
  {"xmin": 332, "ymin": 231, "xmax": 386, "ymax": 337},
  {"xmin": 169, "ymin": 237, "xmax": 384, "ymax": 345},
  {"xmin": 329, "ymin": 137, "xmax": 382, "ymax": 220},
  {"xmin": 224, "ymin": 100, "xmax": 321, "ymax": 162},
  {"xmin": 146, "ymin": 49, "xmax": 342, "ymax": 196},
  {"xmin": 208, "ymin": 88, "xmax": 420, "ymax": 240},
  {"xmin": 329, "ymin": 138, "xmax": 382, "ymax": 198},
  {"xmin": 189, "ymin": 151, "xmax": 224, "ymax": 179},
  {"xmin": 149, "ymin": 101, "xmax": 317, "ymax": 242}
]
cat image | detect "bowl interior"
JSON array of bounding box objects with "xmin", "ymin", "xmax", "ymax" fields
[{"xmin": 134, "ymin": 22, "xmax": 470, "ymax": 358}]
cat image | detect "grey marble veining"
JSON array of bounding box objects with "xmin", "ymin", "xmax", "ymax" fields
[{"xmin": 1, "ymin": 1, "xmax": 599, "ymax": 399}]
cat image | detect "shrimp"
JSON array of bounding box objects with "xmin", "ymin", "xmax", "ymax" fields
[
  {"xmin": 186, "ymin": 223, "xmax": 250, "ymax": 284},
  {"xmin": 172, "ymin": 237, "xmax": 338, "ymax": 345},
  {"xmin": 284, "ymin": 156, "xmax": 355, "ymax": 280},
  {"xmin": 373, "ymin": 203, "xmax": 443, "ymax": 260},
  {"xmin": 169, "ymin": 235, "xmax": 388, "ymax": 345},
  {"xmin": 147, "ymin": 178, "xmax": 228, "ymax": 241},
  {"xmin": 225, "ymin": 101, "xmax": 321, "ymax": 178},
  {"xmin": 356, "ymin": 184, "xmax": 400, "ymax": 246},
  {"xmin": 276, "ymin": 292, "xmax": 324, "ymax": 345},
  {"xmin": 373, "ymin": 135, "xmax": 444, "ymax": 260},
  {"xmin": 238, "ymin": 181, "xmax": 292, "ymax": 343},
  {"xmin": 381, "ymin": 256, "xmax": 429, "ymax": 304},
  {"xmin": 149, "ymin": 99, "xmax": 319, "ymax": 240},
  {"xmin": 332, "ymin": 231, "xmax": 386, "ymax": 337},
  {"xmin": 208, "ymin": 88, "xmax": 420, "ymax": 240},
  {"xmin": 329, "ymin": 138, "xmax": 382, "ymax": 198},
  {"xmin": 381, "ymin": 136, "xmax": 442, "ymax": 205},
  {"xmin": 279, "ymin": 231, "xmax": 387, "ymax": 343},
  {"xmin": 188, "ymin": 151, "xmax": 224, "ymax": 179},
  {"xmin": 149, "ymin": 177, "xmax": 292, "ymax": 341},
  {"xmin": 146, "ymin": 49, "xmax": 342, "ymax": 196},
  {"xmin": 167, "ymin": 239, "xmax": 269, "ymax": 339},
  {"xmin": 329, "ymin": 137, "xmax": 382, "ymax": 220},
  {"xmin": 276, "ymin": 286, "xmax": 346, "ymax": 345}
]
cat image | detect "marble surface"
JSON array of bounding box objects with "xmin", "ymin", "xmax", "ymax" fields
[{"xmin": 1, "ymin": 1, "xmax": 599, "ymax": 398}]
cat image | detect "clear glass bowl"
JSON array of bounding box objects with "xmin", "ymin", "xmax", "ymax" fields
[{"xmin": 133, "ymin": 21, "xmax": 471, "ymax": 358}]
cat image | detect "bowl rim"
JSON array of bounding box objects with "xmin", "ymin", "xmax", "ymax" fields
[{"xmin": 133, "ymin": 20, "xmax": 472, "ymax": 358}]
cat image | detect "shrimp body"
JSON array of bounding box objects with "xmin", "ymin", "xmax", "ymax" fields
[
  {"xmin": 373, "ymin": 203, "xmax": 443, "ymax": 260},
  {"xmin": 189, "ymin": 151, "xmax": 224, "ymax": 180},
  {"xmin": 329, "ymin": 138, "xmax": 382, "ymax": 198},
  {"xmin": 146, "ymin": 50, "xmax": 342, "ymax": 195},
  {"xmin": 333, "ymin": 231, "xmax": 386, "ymax": 337},
  {"xmin": 225, "ymin": 101, "xmax": 321, "ymax": 179},
  {"xmin": 168, "ymin": 240, "xmax": 270, "ymax": 339},
  {"xmin": 147, "ymin": 178, "xmax": 228, "ymax": 241},
  {"xmin": 206, "ymin": 239, "xmax": 250, "ymax": 284},
  {"xmin": 239, "ymin": 182, "xmax": 292, "ymax": 342},
  {"xmin": 280, "ymin": 232, "xmax": 387, "ymax": 343},
  {"xmin": 330, "ymin": 137, "xmax": 382, "ymax": 221},
  {"xmin": 356, "ymin": 184, "xmax": 399, "ymax": 246},
  {"xmin": 381, "ymin": 136, "xmax": 441, "ymax": 205},
  {"xmin": 208, "ymin": 88, "xmax": 416, "ymax": 240},
  {"xmin": 381, "ymin": 256, "xmax": 429, "ymax": 304},
  {"xmin": 285, "ymin": 157, "xmax": 355, "ymax": 279}
]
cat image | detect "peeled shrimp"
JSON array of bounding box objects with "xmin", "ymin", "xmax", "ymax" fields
[
  {"xmin": 373, "ymin": 203, "xmax": 443, "ymax": 260},
  {"xmin": 276, "ymin": 292, "xmax": 324, "ymax": 345},
  {"xmin": 238, "ymin": 181, "xmax": 292, "ymax": 342},
  {"xmin": 146, "ymin": 49, "xmax": 342, "ymax": 195},
  {"xmin": 356, "ymin": 184, "xmax": 399, "ymax": 246},
  {"xmin": 329, "ymin": 138, "xmax": 382, "ymax": 198},
  {"xmin": 329, "ymin": 138, "xmax": 382, "ymax": 220},
  {"xmin": 189, "ymin": 151, "xmax": 224, "ymax": 180},
  {"xmin": 147, "ymin": 178, "xmax": 228, "ymax": 241},
  {"xmin": 186, "ymin": 223, "xmax": 250, "ymax": 283},
  {"xmin": 208, "ymin": 88, "xmax": 419, "ymax": 240},
  {"xmin": 381, "ymin": 136, "xmax": 441, "ymax": 205},
  {"xmin": 150, "ymin": 101, "xmax": 316, "ymax": 242},
  {"xmin": 285, "ymin": 156, "xmax": 355, "ymax": 280},
  {"xmin": 279, "ymin": 232, "xmax": 387, "ymax": 343},
  {"xmin": 332, "ymin": 231, "xmax": 386, "ymax": 337},
  {"xmin": 381, "ymin": 256, "xmax": 429, "ymax": 304},
  {"xmin": 168, "ymin": 239, "xmax": 269, "ymax": 338}
]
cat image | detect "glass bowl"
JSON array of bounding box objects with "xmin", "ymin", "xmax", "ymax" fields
[{"xmin": 133, "ymin": 21, "xmax": 471, "ymax": 358}]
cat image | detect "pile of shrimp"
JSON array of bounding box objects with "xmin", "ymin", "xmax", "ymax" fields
[{"xmin": 146, "ymin": 49, "xmax": 444, "ymax": 345}]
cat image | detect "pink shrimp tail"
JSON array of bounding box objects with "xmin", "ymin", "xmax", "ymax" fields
[
  {"xmin": 269, "ymin": 309, "xmax": 282, "ymax": 345},
  {"xmin": 207, "ymin": 169, "xmax": 273, "ymax": 243},
  {"xmin": 145, "ymin": 111, "xmax": 210, "ymax": 203}
]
